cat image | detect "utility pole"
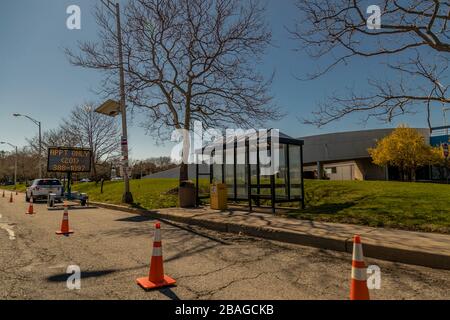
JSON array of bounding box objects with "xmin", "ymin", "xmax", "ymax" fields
[
  {"xmin": 100, "ymin": 0, "xmax": 133, "ymax": 203},
  {"xmin": 116, "ymin": 2, "xmax": 133, "ymax": 203},
  {"xmin": 39, "ymin": 121, "xmax": 42, "ymax": 177}
]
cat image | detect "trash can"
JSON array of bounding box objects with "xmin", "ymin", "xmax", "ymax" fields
[
  {"xmin": 210, "ymin": 183, "xmax": 227, "ymax": 210},
  {"xmin": 179, "ymin": 180, "xmax": 196, "ymax": 208},
  {"xmin": 80, "ymin": 193, "xmax": 88, "ymax": 206}
]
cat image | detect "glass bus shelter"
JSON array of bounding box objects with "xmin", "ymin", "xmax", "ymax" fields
[{"xmin": 195, "ymin": 130, "xmax": 305, "ymax": 213}]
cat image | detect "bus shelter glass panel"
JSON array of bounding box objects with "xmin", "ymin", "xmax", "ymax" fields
[
  {"xmin": 275, "ymin": 144, "xmax": 288, "ymax": 197},
  {"xmin": 289, "ymin": 145, "xmax": 302, "ymax": 197},
  {"xmin": 222, "ymin": 148, "xmax": 233, "ymax": 197},
  {"xmin": 235, "ymin": 164, "xmax": 247, "ymax": 198},
  {"xmin": 249, "ymin": 145, "xmax": 258, "ymax": 197},
  {"xmin": 212, "ymin": 163, "xmax": 222, "ymax": 183},
  {"xmin": 225, "ymin": 164, "xmax": 234, "ymax": 197},
  {"xmin": 259, "ymin": 145, "xmax": 272, "ymax": 197}
]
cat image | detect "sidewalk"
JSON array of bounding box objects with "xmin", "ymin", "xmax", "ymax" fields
[{"xmin": 91, "ymin": 201, "xmax": 450, "ymax": 270}]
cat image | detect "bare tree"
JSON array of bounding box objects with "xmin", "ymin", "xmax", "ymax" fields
[
  {"xmin": 61, "ymin": 103, "xmax": 120, "ymax": 178},
  {"xmin": 0, "ymin": 150, "xmax": 15, "ymax": 183},
  {"xmin": 130, "ymin": 156, "xmax": 177, "ymax": 178},
  {"xmin": 28, "ymin": 128, "xmax": 79, "ymax": 150},
  {"xmin": 0, "ymin": 147, "xmax": 44, "ymax": 182},
  {"xmin": 27, "ymin": 104, "xmax": 120, "ymax": 178},
  {"xmin": 290, "ymin": 0, "xmax": 450, "ymax": 127},
  {"xmin": 27, "ymin": 128, "xmax": 80, "ymax": 177},
  {"xmin": 66, "ymin": 0, "xmax": 280, "ymax": 183}
]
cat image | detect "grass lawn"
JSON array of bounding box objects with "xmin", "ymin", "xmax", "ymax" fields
[
  {"xmin": 3, "ymin": 179, "xmax": 450, "ymax": 233},
  {"xmin": 72, "ymin": 179, "xmax": 211, "ymax": 210},
  {"xmin": 73, "ymin": 179, "xmax": 178, "ymax": 209},
  {"xmin": 73, "ymin": 178, "xmax": 450, "ymax": 233},
  {"xmin": 289, "ymin": 180, "xmax": 450, "ymax": 234},
  {"xmin": 1, "ymin": 183, "xmax": 27, "ymax": 192}
]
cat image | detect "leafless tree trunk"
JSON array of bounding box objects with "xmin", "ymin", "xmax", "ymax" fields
[
  {"xmin": 65, "ymin": 0, "xmax": 281, "ymax": 184},
  {"xmin": 290, "ymin": 0, "xmax": 449, "ymax": 127}
]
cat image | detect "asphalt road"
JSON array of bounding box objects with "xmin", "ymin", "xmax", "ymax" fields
[{"xmin": 0, "ymin": 191, "xmax": 449, "ymax": 300}]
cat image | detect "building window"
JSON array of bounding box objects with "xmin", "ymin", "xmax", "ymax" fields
[{"xmin": 326, "ymin": 167, "xmax": 337, "ymax": 174}]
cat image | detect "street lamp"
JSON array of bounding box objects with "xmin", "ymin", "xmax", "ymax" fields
[
  {"xmin": 13, "ymin": 113, "xmax": 42, "ymax": 178},
  {"xmin": 95, "ymin": 0, "xmax": 133, "ymax": 204},
  {"xmin": 0, "ymin": 141, "xmax": 18, "ymax": 189}
]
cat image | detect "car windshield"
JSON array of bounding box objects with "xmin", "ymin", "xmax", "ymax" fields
[{"xmin": 37, "ymin": 179, "xmax": 62, "ymax": 186}]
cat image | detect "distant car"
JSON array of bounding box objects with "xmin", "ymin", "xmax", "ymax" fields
[
  {"xmin": 79, "ymin": 178, "xmax": 91, "ymax": 183},
  {"xmin": 26, "ymin": 179, "xmax": 64, "ymax": 202},
  {"xmin": 111, "ymin": 177, "xmax": 123, "ymax": 181}
]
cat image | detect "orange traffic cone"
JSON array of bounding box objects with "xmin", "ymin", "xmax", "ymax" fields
[
  {"xmin": 56, "ymin": 204, "xmax": 74, "ymax": 236},
  {"xmin": 26, "ymin": 197, "xmax": 35, "ymax": 215},
  {"xmin": 136, "ymin": 222, "xmax": 176, "ymax": 290},
  {"xmin": 2, "ymin": 190, "xmax": 5, "ymax": 198},
  {"xmin": 9, "ymin": 193, "xmax": 13, "ymax": 203},
  {"xmin": 350, "ymin": 235, "xmax": 370, "ymax": 300}
]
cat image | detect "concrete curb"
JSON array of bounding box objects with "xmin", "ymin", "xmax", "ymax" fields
[{"xmin": 86, "ymin": 201, "xmax": 450, "ymax": 270}]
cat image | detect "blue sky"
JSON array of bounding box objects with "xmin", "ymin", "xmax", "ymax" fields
[{"xmin": 0, "ymin": 0, "xmax": 443, "ymax": 159}]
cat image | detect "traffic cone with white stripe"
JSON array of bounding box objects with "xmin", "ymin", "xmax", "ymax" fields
[
  {"xmin": 26, "ymin": 197, "xmax": 35, "ymax": 215},
  {"xmin": 136, "ymin": 222, "xmax": 176, "ymax": 290},
  {"xmin": 56, "ymin": 203, "xmax": 74, "ymax": 236},
  {"xmin": 350, "ymin": 235, "xmax": 370, "ymax": 300}
]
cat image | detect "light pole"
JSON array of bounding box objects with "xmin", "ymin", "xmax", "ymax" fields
[
  {"xmin": 442, "ymin": 107, "xmax": 450, "ymax": 183},
  {"xmin": 0, "ymin": 141, "xmax": 18, "ymax": 189},
  {"xmin": 96, "ymin": 0, "xmax": 133, "ymax": 204},
  {"xmin": 13, "ymin": 113, "xmax": 42, "ymax": 178}
]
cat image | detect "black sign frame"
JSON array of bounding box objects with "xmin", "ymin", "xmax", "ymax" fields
[{"xmin": 47, "ymin": 147, "xmax": 92, "ymax": 173}]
